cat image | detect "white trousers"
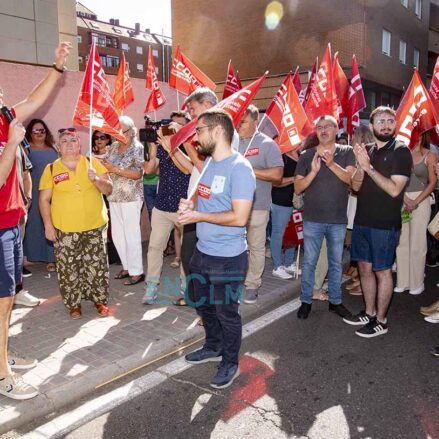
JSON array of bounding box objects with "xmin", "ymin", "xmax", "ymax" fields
[{"xmin": 109, "ymin": 201, "xmax": 144, "ymax": 276}]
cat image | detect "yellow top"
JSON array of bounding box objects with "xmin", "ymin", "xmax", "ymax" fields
[{"xmin": 39, "ymin": 155, "xmax": 109, "ymax": 233}]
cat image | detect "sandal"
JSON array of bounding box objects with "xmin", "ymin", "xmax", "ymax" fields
[
  {"xmin": 114, "ymin": 270, "xmax": 129, "ymax": 279},
  {"xmin": 123, "ymin": 274, "xmax": 145, "ymax": 286},
  {"xmin": 173, "ymin": 297, "xmax": 187, "ymax": 306},
  {"xmin": 69, "ymin": 307, "xmax": 82, "ymax": 320},
  {"xmin": 47, "ymin": 263, "xmax": 56, "ymax": 272},
  {"xmin": 170, "ymin": 257, "xmax": 181, "ymax": 268},
  {"xmin": 349, "ymin": 286, "xmax": 363, "ymax": 296},
  {"xmin": 95, "ymin": 303, "xmax": 110, "ymax": 316},
  {"xmin": 312, "ymin": 290, "xmax": 329, "ymax": 301}
]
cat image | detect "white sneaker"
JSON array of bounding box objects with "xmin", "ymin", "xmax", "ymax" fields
[
  {"xmin": 272, "ymin": 266, "xmax": 293, "ymax": 280},
  {"xmin": 0, "ymin": 373, "xmax": 38, "ymax": 400},
  {"xmin": 8, "ymin": 350, "xmax": 38, "ymax": 370},
  {"xmin": 14, "ymin": 290, "xmax": 40, "ymax": 307},
  {"xmin": 284, "ymin": 263, "xmax": 302, "ymax": 276},
  {"xmin": 393, "ymin": 286, "xmax": 408, "ymax": 293},
  {"xmin": 409, "ymin": 284, "xmax": 424, "ymax": 296},
  {"xmin": 425, "ymin": 311, "xmax": 439, "ymax": 323}
]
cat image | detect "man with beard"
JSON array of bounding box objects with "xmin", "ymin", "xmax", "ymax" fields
[
  {"xmin": 343, "ymin": 106, "xmax": 412, "ymax": 337},
  {"xmin": 178, "ymin": 109, "xmax": 255, "ymax": 389},
  {"xmin": 295, "ymin": 115, "xmax": 356, "ymax": 320}
]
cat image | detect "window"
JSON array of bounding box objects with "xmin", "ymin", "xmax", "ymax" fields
[
  {"xmin": 155, "ymin": 66, "xmax": 159, "ymax": 74},
  {"xmin": 415, "ymin": 0, "xmax": 422, "ymax": 18},
  {"xmin": 414, "ymin": 48, "xmax": 420, "ymax": 68},
  {"xmin": 401, "ymin": 0, "xmax": 408, "ymax": 7},
  {"xmin": 77, "ymin": 35, "xmax": 82, "ymax": 44},
  {"xmin": 136, "ymin": 46, "xmax": 143, "ymax": 54},
  {"xmin": 78, "ymin": 56, "xmax": 83, "ymax": 64},
  {"xmin": 382, "ymin": 29, "xmax": 391, "ymax": 56},
  {"xmin": 137, "ymin": 63, "xmax": 144, "ymax": 72},
  {"xmin": 126, "ymin": 61, "xmax": 130, "ymax": 71},
  {"xmin": 101, "ymin": 55, "xmax": 120, "ymax": 69},
  {"xmin": 121, "ymin": 43, "xmax": 129, "ymax": 51},
  {"xmin": 106, "ymin": 37, "xmax": 119, "ymax": 49},
  {"xmin": 153, "ymin": 49, "xmax": 159, "ymax": 57},
  {"xmin": 399, "ymin": 40, "xmax": 407, "ymax": 64}
]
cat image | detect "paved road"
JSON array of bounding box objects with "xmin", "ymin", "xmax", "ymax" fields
[{"xmin": 48, "ymin": 271, "xmax": 439, "ymax": 439}]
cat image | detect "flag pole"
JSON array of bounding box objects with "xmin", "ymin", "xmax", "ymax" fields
[
  {"xmin": 243, "ymin": 113, "xmax": 268, "ymax": 157},
  {"xmin": 177, "ymin": 91, "xmax": 180, "ymax": 109},
  {"xmin": 187, "ymin": 157, "xmax": 212, "ymax": 200},
  {"xmin": 154, "ymin": 110, "xmax": 157, "ymax": 121},
  {"xmin": 89, "ymin": 42, "xmax": 95, "ymax": 166},
  {"xmin": 295, "ymin": 244, "xmax": 301, "ymax": 280}
]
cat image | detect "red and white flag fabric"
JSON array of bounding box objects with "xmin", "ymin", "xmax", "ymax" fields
[
  {"xmin": 292, "ymin": 67, "xmax": 306, "ymax": 106},
  {"xmin": 170, "ymin": 73, "xmax": 267, "ymax": 151},
  {"xmin": 265, "ymin": 74, "xmax": 314, "ymax": 153},
  {"xmin": 145, "ymin": 46, "xmax": 166, "ymax": 112},
  {"xmin": 395, "ymin": 69, "xmax": 438, "ymax": 148},
  {"xmin": 346, "ymin": 55, "xmax": 366, "ymax": 135},
  {"xmin": 303, "ymin": 58, "xmax": 318, "ymax": 105},
  {"xmin": 222, "ymin": 60, "xmax": 242, "ymax": 99},
  {"xmin": 333, "ymin": 52, "xmax": 350, "ymax": 122},
  {"xmin": 304, "ymin": 44, "xmax": 338, "ymax": 123},
  {"xmin": 113, "ymin": 53, "xmax": 134, "ymax": 115},
  {"xmin": 428, "ymin": 56, "xmax": 439, "ymax": 145},
  {"xmin": 169, "ymin": 46, "xmax": 216, "ymax": 95},
  {"xmin": 73, "ymin": 43, "xmax": 124, "ymax": 142}
]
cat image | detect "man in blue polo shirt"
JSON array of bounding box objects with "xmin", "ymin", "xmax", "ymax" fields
[{"xmin": 178, "ymin": 109, "xmax": 255, "ymax": 389}]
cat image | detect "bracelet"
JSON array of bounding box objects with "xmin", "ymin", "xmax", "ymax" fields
[{"xmin": 52, "ymin": 63, "xmax": 66, "ymax": 74}]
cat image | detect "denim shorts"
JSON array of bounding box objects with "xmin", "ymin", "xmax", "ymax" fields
[
  {"xmin": 0, "ymin": 226, "xmax": 22, "ymax": 298},
  {"xmin": 351, "ymin": 225, "xmax": 400, "ymax": 271}
]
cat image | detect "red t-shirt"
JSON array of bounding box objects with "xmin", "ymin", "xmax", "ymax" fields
[{"xmin": 0, "ymin": 108, "xmax": 25, "ymax": 229}]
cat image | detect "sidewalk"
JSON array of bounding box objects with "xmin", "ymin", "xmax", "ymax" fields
[{"xmin": 0, "ymin": 252, "xmax": 299, "ymax": 434}]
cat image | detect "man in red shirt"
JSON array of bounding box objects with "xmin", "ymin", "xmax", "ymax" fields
[{"xmin": 0, "ymin": 41, "xmax": 71, "ymax": 400}]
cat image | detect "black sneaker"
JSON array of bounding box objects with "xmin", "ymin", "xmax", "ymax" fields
[
  {"xmin": 355, "ymin": 318, "xmax": 388, "ymax": 338},
  {"xmin": 297, "ymin": 303, "xmax": 312, "ymax": 319},
  {"xmin": 343, "ymin": 310, "xmax": 373, "ymax": 326},
  {"xmin": 185, "ymin": 347, "xmax": 222, "ymax": 364},
  {"xmin": 430, "ymin": 346, "xmax": 439, "ymax": 357},
  {"xmin": 22, "ymin": 267, "xmax": 32, "ymax": 278},
  {"xmin": 328, "ymin": 303, "xmax": 352, "ymax": 318}
]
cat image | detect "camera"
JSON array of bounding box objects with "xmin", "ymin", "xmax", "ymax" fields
[{"xmin": 139, "ymin": 116, "xmax": 173, "ymax": 144}]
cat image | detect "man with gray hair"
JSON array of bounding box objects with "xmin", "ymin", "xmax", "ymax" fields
[
  {"xmin": 237, "ymin": 105, "xmax": 283, "ymax": 304},
  {"xmin": 295, "ymin": 115, "xmax": 356, "ymax": 319}
]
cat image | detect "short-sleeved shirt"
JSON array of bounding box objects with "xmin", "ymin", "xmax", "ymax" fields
[
  {"xmin": 355, "ymin": 139, "xmax": 413, "ymax": 230},
  {"xmin": 39, "ymin": 155, "xmax": 108, "ymax": 233},
  {"xmin": 295, "ymin": 144, "xmax": 356, "ymax": 224},
  {"xmin": 0, "ymin": 109, "xmax": 26, "ymax": 229},
  {"xmin": 238, "ymin": 131, "xmax": 283, "ymax": 210},
  {"xmin": 196, "ymin": 152, "xmax": 256, "ymax": 257},
  {"xmin": 272, "ymin": 154, "xmax": 297, "ymax": 207},
  {"xmin": 105, "ymin": 140, "xmax": 144, "ymax": 203},
  {"xmin": 155, "ymin": 144, "xmax": 190, "ymax": 212}
]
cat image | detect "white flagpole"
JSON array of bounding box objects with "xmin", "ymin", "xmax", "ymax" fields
[
  {"xmin": 243, "ymin": 113, "xmax": 268, "ymax": 157},
  {"xmin": 295, "ymin": 244, "xmax": 301, "ymax": 280},
  {"xmin": 177, "ymin": 91, "xmax": 180, "ymax": 109},
  {"xmin": 154, "ymin": 110, "xmax": 157, "ymax": 121},
  {"xmin": 89, "ymin": 42, "xmax": 95, "ymax": 167},
  {"xmin": 187, "ymin": 157, "xmax": 212, "ymax": 200}
]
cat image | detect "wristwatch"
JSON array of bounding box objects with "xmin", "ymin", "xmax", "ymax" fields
[{"xmin": 52, "ymin": 63, "xmax": 66, "ymax": 74}]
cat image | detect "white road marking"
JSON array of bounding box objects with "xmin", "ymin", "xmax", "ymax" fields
[{"xmin": 22, "ymin": 298, "xmax": 301, "ymax": 439}]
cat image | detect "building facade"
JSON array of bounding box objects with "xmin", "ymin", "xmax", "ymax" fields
[
  {"xmin": 172, "ymin": 0, "xmax": 432, "ymax": 114},
  {"xmin": 76, "ymin": 2, "xmax": 172, "ymax": 81}
]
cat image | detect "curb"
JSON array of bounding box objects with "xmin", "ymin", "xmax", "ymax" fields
[{"xmin": 1, "ymin": 280, "xmax": 299, "ymax": 435}]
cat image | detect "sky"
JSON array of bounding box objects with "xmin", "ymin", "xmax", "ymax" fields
[{"xmin": 79, "ymin": 0, "xmax": 172, "ymax": 36}]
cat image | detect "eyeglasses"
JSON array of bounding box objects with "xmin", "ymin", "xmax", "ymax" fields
[
  {"xmin": 58, "ymin": 127, "xmax": 77, "ymax": 135},
  {"xmin": 32, "ymin": 128, "xmax": 46, "ymax": 134},
  {"xmin": 195, "ymin": 125, "xmax": 213, "ymax": 134},
  {"xmin": 375, "ymin": 119, "xmax": 396, "ymax": 126},
  {"xmin": 122, "ymin": 128, "xmax": 132, "ymax": 134},
  {"xmin": 95, "ymin": 135, "xmax": 108, "ymax": 141},
  {"xmin": 316, "ymin": 124, "xmax": 336, "ymax": 131}
]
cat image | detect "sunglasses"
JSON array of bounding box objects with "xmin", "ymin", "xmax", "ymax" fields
[
  {"xmin": 95, "ymin": 135, "xmax": 108, "ymax": 141},
  {"xmin": 58, "ymin": 127, "xmax": 77, "ymax": 135},
  {"xmin": 32, "ymin": 128, "xmax": 46, "ymax": 134}
]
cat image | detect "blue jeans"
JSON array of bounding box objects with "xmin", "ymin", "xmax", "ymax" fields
[
  {"xmin": 143, "ymin": 184, "xmax": 158, "ymax": 221},
  {"xmin": 0, "ymin": 226, "xmax": 23, "ymax": 298},
  {"xmin": 270, "ymin": 204, "xmax": 296, "ymax": 269},
  {"xmin": 190, "ymin": 247, "xmax": 247, "ymax": 366},
  {"xmin": 301, "ymin": 221, "xmax": 346, "ymax": 305}
]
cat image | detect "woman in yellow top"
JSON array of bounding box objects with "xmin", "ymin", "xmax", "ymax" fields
[{"xmin": 39, "ymin": 128, "xmax": 113, "ymax": 319}]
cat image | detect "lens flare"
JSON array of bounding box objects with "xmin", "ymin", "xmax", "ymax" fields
[{"xmin": 265, "ymin": 1, "xmax": 284, "ymax": 31}]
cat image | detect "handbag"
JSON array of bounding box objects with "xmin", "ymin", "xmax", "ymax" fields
[{"xmin": 428, "ymin": 211, "xmax": 439, "ymax": 239}]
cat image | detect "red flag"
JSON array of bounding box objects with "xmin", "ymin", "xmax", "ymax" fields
[
  {"xmin": 303, "ymin": 58, "xmax": 318, "ymax": 106},
  {"xmin": 292, "ymin": 67, "xmax": 306, "ymax": 106},
  {"xmin": 428, "ymin": 56, "xmax": 439, "ymax": 145},
  {"xmin": 304, "ymin": 44, "xmax": 338, "ymax": 123},
  {"xmin": 73, "ymin": 43, "xmax": 124, "ymax": 142},
  {"xmin": 266, "ymin": 74, "xmax": 314, "ymax": 153},
  {"xmin": 395, "ymin": 69, "xmax": 438, "ymax": 148},
  {"xmin": 145, "ymin": 46, "xmax": 166, "ymax": 112},
  {"xmin": 113, "ymin": 53, "xmax": 134, "ymax": 115},
  {"xmin": 222, "ymin": 60, "xmax": 242, "ymax": 99},
  {"xmin": 170, "ymin": 73, "xmax": 267, "ymax": 151},
  {"xmin": 346, "ymin": 55, "xmax": 366, "ymax": 135},
  {"xmin": 169, "ymin": 46, "xmax": 216, "ymax": 95},
  {"xmin": 333, "ymin": 52, "xmax": 350, "ymax": 121}
]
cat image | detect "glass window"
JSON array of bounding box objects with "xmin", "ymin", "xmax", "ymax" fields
[
  {"xmin": 77, "ymin": 35, "xmax": 82, "ymax": 44},
  {"xmin": 121, "ymin": 43, "xmax": 129, "ymax": 51},
  {"xmin": 136, "ymin": 46, "xmax": 143, "ymax": 54},
  {"xmin": 155, "ymin": 66, "xmax": 159, "ymax": 74},
  {"xmin": 78, "ymin": 56, "xmax": 83, "ymax": 64},
  {"xmin": 399, "ymin": 40, "xmax": 407, "ymax": 64},
  {"xmin": 382, "ymin": 29, "xmax": 391, "ymax": 56},
  {"xmin": 153, "ymin": 49, "xmax": 159, "ymax": 57},
  {"xmin": 137, "ymin": 63, "xmax": 144, "ymax": 72},
  {"xmin": 401, "ymin": 0, "xmax": 408, "ymax": 7},
  {"xmin": 414, "ymin": 48, "xmax": 420, "ymax": 68},
  {"xmin": 415, "ymin": 0, "xmax": 422, "ymax": 18}
]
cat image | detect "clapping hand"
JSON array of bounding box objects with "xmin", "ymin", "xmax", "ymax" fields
[
  {"xmin": 311, "ymin": 152, "xmax": 321, "ymax": 175},
  {"xmin": 354, "ymin": 143, "xmax": 371, "ymax": 171}
]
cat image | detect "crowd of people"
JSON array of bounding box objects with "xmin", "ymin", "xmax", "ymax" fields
[{"xmin": 2, "ymin": 44, "xmax": 439, "ymax": 399}]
